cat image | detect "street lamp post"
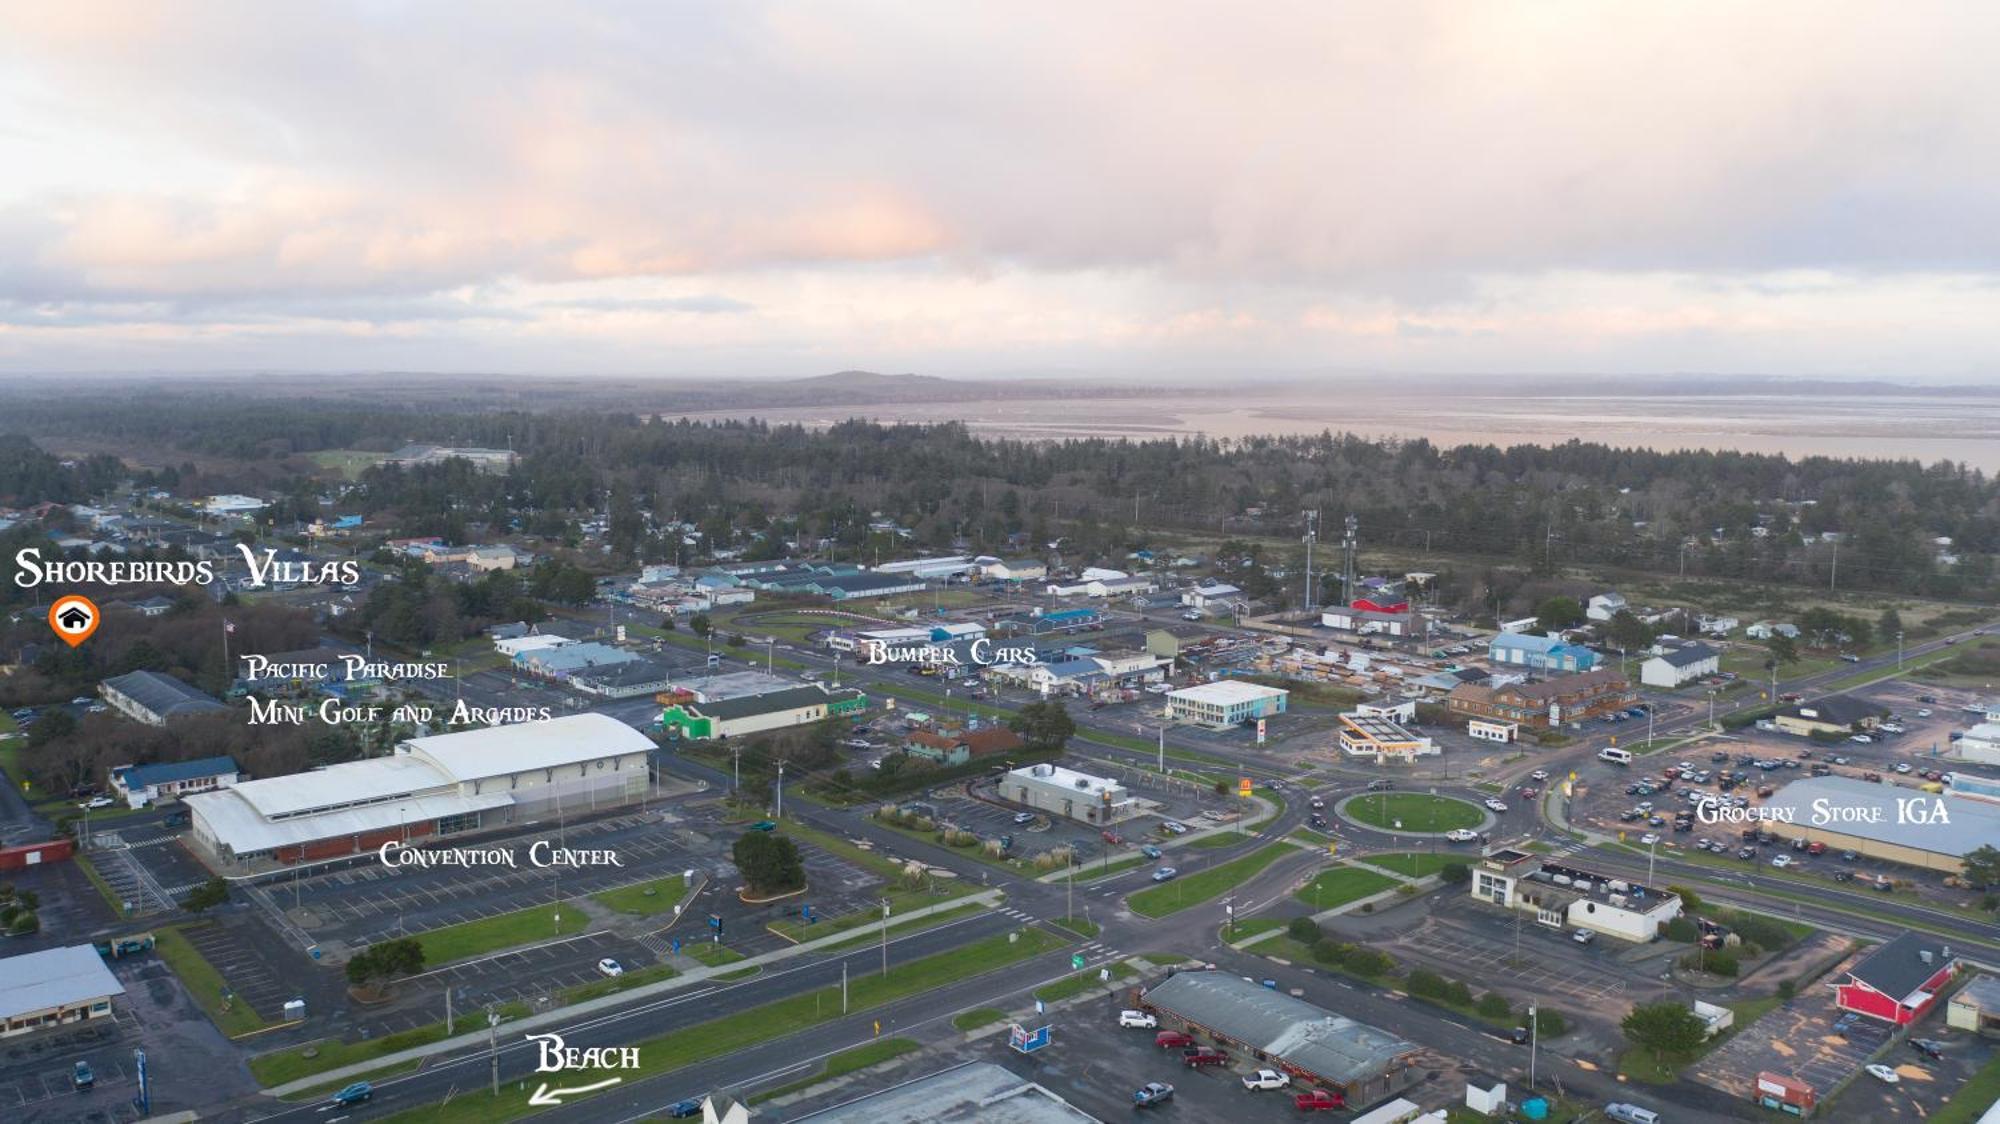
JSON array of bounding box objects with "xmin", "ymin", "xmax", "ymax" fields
[
  {"xmin": 1528, "ymin": 1003, "xmax": 1539, "ymax": 1089},
  {"xmin": 776, "ymin": 761, "xmax": 785, "ymax": 820},
  {"xmin": 879, "ymin": 898, "xmax": 891, "ymax": 976},
  {"xmin": 1897, "ymin": 630, "xmax": 1905, "ymax": 669}
]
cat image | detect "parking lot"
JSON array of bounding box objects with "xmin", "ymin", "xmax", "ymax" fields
[
  {"xmin": 1383, "ymin": 909, "xmax": 1644, "ymax": 1010},
  {"xmin": 181, "ymin": 921, "xmax": 300, "ymax": 1020},
  {"xmin": 1828, "ymin": 1025, "xmax": 1998, "ymax": 1121},
  {"xmin": 1693, "ymin": 978, "xmax": 1891, "ymax": 1100},
  {"xmin": 373, "ymin": 930, "xmax": 659, "ymax": 1032}
]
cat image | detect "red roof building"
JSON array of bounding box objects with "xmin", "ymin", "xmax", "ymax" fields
[{"xmin": 1833, "ymin": 931, "xmax": 1959, "ymax": 1026}]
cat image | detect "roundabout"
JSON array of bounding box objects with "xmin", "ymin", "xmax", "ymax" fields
[{"xmin": 1336, "ymin": 791, "xmax": 1490, "ymax": 835}]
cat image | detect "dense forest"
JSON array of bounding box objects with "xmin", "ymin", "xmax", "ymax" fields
[{"xmin": 1, "ymin": 393, "xmax": 1995, "ymax": 603}]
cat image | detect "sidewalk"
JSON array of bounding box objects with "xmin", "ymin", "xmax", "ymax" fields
[{"xmin": 262, "ymin": 888, "xmax": 1003, "ymax": 1099}]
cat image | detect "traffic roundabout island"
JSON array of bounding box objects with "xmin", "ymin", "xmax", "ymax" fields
[{"xmin": 1335, "ymin": 791, "xmax": 1491, "ymax": 836}]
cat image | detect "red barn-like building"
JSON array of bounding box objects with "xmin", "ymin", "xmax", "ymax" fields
[{"xmin": 1833, "ymin": 931, "xmax": 1959, "ymax": 1026}]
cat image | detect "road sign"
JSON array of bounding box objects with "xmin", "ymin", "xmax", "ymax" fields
[
  {"xmin": 1009, "ymin": 1024, "xmax": 1052, "ymax": 1054},
  {"xmin": 1071, "ymin": 953, "xmax": 1086, "ymax": 970},
  {"xmin": 1327, "ymin": 841, "xmax": 1337, "ymax": 855},
  {"xmin": 1255, "ymin": 719, "xmax": 1267, "ymax": 745},
  {"xmin": 1238, "ymin": 777, "xmax": 1253, "ymax": 798}
]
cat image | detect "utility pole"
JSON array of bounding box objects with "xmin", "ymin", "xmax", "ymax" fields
[
  {"xmin": 1830, "ymin": 541, "xmax": 1838, "ymax": 591},
  {"xmin": 1302, "ymin": 509, "xmax": 1319, "ymax": 613},
  {"xmin": 879, "ymin": 898, "xmax": 891, "ymax": 976},
  {"xmin": 1528, "ymin": 1003, "xmax": 1539, "ymax": 1089},
  {"xmin": 487, "ymin": 1007, "xmax": 501, "ymax": 1096},
  {"xmin": 1340, "ymin": 514, "xmax": 1358, "ymax": 609},
  {"xmin": 1157, "ymin": 724, "xmax": 1166, "ymax": 775},
  {"xmin": 732, "ymin": 745, "xmax": 740, "ymax": 795},
  {"xmin": 842, "ymin": 961, "xmax": 849, "ymax": 1014},
  {"xmin": 446, "ymin": 988, "xmax": 454, "ymax": 1035},
  {"xmin": 776, "ymin": 761, "xmax": 785, "ymax": 820},
  {"xmin": 1897, "ymin": 630, "xmax": 1904, "ymax": 669},
  {"xmin": 1066, "ymin": 854, "xmax": 1074, "ymax": 922}
]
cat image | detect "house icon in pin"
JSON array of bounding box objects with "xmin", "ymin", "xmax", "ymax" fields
[{"xmin": 57, "ymin": 605, "xmax": 93, "ymax": 631}]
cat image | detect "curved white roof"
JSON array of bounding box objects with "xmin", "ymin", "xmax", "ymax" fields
[{"xmin": 402, "ymin": 712, "xmax": 655, "ymax": 782}]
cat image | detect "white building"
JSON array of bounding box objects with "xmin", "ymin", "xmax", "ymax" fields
[
  {"xmin": 1746, "ymin": 621, "xmax": 1799, "ymax": 641},
  {"xmin": 1004, "ymin": 762, "xmax": 1137, "ymax": 825},
  {"xmin": 1471, "ymin": 849, "xmax": 1681, "ymax": 942},
  {"xmin": 1182, "ymin": 582, "xmax": 1244, "ymax": 609},
  {"xmin": 1957, "ymin": 723, "xmax": 2000, "ymax": 766},
  {"xmin": 185, "ymin": 714, "xmax": 654, "ymax": 869},
  {"xmin": 203, "ymin": 494, "xmax": 267, "ymax": 517},
  {"xmin": 1640, "ymin": 642, "xmax": 1720, "ymax": 688},
  {"xmin": 1697, "ymin": 615, "xmax": 1740, "ymax": 637},
  {"xmin": 1166, "ymin": 680, "xmax": 1288, "ymax": 728},
  {"xmin": 1088, "ymin": 576, "xmax": 1156, "ymax": 598},
  {"xmin": 0, "ymin": 946, "xmax": 126, "ymax": 1038},
  {"xmin": 493, "ymin": 632, "xmax": 575, "ymax": 657},
  {"xmin": 1079, "ymin": 567, "xmax": 1128, "ymax": 582},
  {"xmin": 1467, "ymin": 719, "xmax": 1517, "ymax": 744},
  {"xmin": 981, "ymin": 558, "xmax": 1047, "ymax": 582},
  {"xmin": 1586, "ymin": 592, "xmax": 1628, "ymax": 622},
  {"xmin": 1321, "ymin": 607, "xmax": 1422, "ymax": 637}
]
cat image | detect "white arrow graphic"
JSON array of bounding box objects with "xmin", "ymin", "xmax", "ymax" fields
[{"xmin": 528, "ymin": 1076, "xmax": 623, "ymax": 1106}]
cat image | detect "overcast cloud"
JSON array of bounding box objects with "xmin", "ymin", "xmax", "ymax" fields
[{"xmin": 2, "ymin": 1, "xmax": 1998, "ymax": 378}]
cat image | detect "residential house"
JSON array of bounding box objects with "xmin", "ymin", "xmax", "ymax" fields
[
  {"xmin": 1182, "ymin": 581, "xmax": 1245, "ymax": 610},
  {"xmin": 903, "ymin": 725, "xmax": 1025, "ymax": 767},
  {"xmin": 1586, "ymin": 592, "xmax": 1628, "ymax": 622},
  {"xmin": 109, "ymin": 756, "xmax": 241, "ymax": 808},
  {"xmin": 1640, "ymin": 642, "xmax": 1721, "ymax": 688},
  {"xmin": 1746, "ymin": 621, "xmax": 1800, "ymax": 641}
]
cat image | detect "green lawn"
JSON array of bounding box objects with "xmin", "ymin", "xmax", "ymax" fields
[
  {"xmin": 1222, "ymin": 917, "xmax": 1287, "ymax": 942},
  {"xmin": 564, "ymin": 963, "xmax": 677, "ymax": 1003},
  {"xmin": 251, "ymin": 1000, "xmax": 531, "ymax": 1087},
  {"xmin": 683, "ymin": 940, "xmax": 747, "ymax": 966},
  {"xmin": 155, "ymin": 926, "xmax": 271, "ymax": 1039},
  {"xmin": 1293, "ymin": 865, "xmax": 1400, "ymax": 910},
  {"xmin": 1035, "ymin": 960, "xmax": 1137, "ymax": 1003},
  {"xmin": 590, "ymin": 874, "xmax": 689, "ymax": 917},
  {"xmin": 1616, "ymin": 996, "xmax": 1780, "ymax": 1085},
  {"xmin": 374, "ymin": 927, "xmax": 1068, "ymax": 1124},
  {"xmin": 1186, "ymin": 831, "xmax": 1247, "ymax": 849},
  {"xmin": 768, "ymin": 884, "xmax": 969, "ymax": 943},
  {"xmin": 1127, "ymin": 842, "xmax": 1294, "ymax": 918},
  {"xmin": 1344, "ymin": 793, "xmax": 1484, "ymax": 832},
  {"xmin": 953, "ymin": 1007, "xmax": 1008, "ymax": 1031},
  {"xmin": 750, "ymin": 1037, "xmax": 921, "ymax": 1104},
  {"xmin": 1354, "ymin": 852, "xmax": 1460, "ymax": 879},
  {"xmin": 410, "ymin": 901, "xmax": 590, "ymax": 965},
  {"xmin": 809, "ymin": 902, "xmax": 988, "ymax": 953},
  {"xmin": 1078, "ymin": 854, "xmax": 1149, "ymax": 881},
  {"xmin": 1933, "ymin": 1051, "xmax": 2000, "ymax": 1124}
]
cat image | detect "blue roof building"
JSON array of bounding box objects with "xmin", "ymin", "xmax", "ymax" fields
[
  {"xmin": 110, "ymin": 755, "xmax": 241, "ymax": 808},
  {"xmin": 1489, "ymin": 633, "xmax": 1598, "ymax": 673}
]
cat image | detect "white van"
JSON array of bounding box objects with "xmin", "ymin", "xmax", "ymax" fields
[
  {"xmin": 1598, "ymin": 747, "xmax": 1634, "ymax": 765},
  {"xmin": 1605, "ymin": 1104, "xmax": 1661, "ymax": 1124}
]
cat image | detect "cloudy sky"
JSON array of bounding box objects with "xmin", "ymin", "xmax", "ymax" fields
[{"xmin": 3, "ymin": 1, "xmax": 1998, "ymax": 380}]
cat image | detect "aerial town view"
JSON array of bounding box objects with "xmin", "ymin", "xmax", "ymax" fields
[{"xmin": 3, "ymin": 5, "xmax": 2000, "ymax": 1124}]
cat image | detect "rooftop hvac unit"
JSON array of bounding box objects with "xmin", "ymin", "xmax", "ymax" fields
[
  {"xmin": 1609, "ymin": 880, "xmax": 1631, "ymax": 892},
  {"xmin": 1074, "ymin": 779, "xmax": 1090, "ymax": 790},
  {"xmin": 1573, "ymin": 882, "xmax": 1593, "ymax": 895},
  {"xmin": 1551, "ymin": 875, "xmax": 1573, "ymax": 886},
  {"xmin": 1920, "ymin": 950, "xmax": 1934, "ymax": 965},
  {"xmin": 1609, "ymin": 894, "xmax": 1627, "ymax": 908}
]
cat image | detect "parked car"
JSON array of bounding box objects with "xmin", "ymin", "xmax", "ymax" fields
[
  {"xmin": 1832, "ymin": 870, "xmax": 1855, "ymax": 882},
  {"xmin": 1865, "ymin": 1063, "xmax": 1901, "ymax": 1084},
  {"xmin": 1639, "ymin": 833, "xmax": 1659, "ymax": 845},
  {"xmin": 1770, "ymin": 854, "xmax": 1794, "ymax": 869},
  {"xmin": 1572, "ymin": 929, "xmax": 1596, "ymax": 945},
  {"xmin": 1155, "ymin": 1030, "xmax": 1194, "ymax": 1049},
  {"xmin": 81, "ymin": 796, "xmax": 115, "ymax": 810},
  {"xmin": 1911, "ymin": 1038, "xmax": 1945, "ymax": 1060},
  {"xmin": 1183, "ymin": 1047, "xmax": 1228, "ymax": 1068},
  {"xmin": 1160, "ymin": 821, "xmax": 1189, "ymax": 835},
  {"xmin": 1894, "ymin": 762, "xmax": 1913, "ymax": 774},
  {"xmin": 1134, "ymin": 1082, "xmax": 1176, "ymax": 1107},
  {"xmin": 597, "ymin": 958, "xmax": 624, "ymax": 977},
  {"xmin": 1118, "ymin": 1009, "xmax": 1157, "ymax": 1029},
  {"xmin": 1012, "ymin": 811, "xmax": 1037, "ymax": 825},
  {"xmin": 1140, "ymin": 844, "xmax": 1163, "ymax": 859},
  {"xmin": 665, "ymin": 1100, "xmax": 704, "ymax": 1119},
  {"xmin": 1242, "ymin": 1069, "xmax": 1291, "ymax": 1091},
  {"xmin": 1294, "ymin": 1089, "xmax": 1345, "ymax": 1111},
  {"xmin": 1151, "ymin": 867, "xmax": 1179, "ymax": 882},
  {"xmin": 1445, "ymin": 828, "xmax": 1479, "ymax": 842},
  {"xmin": 73, "ymin": 1061, "xmax": 94, "ymax": 1090},
  {"xmin": 1509, "ymin": 1026, "xmax": 1531, "ymax": 1044}
]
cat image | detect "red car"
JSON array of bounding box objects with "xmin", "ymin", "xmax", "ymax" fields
[
  {"xmin": 1154, "ymin": 1030, "xmax": 1193, "ymax": 1049},
  {"xmin": 1183, "ymin": 1047, "xmax": 1228, "ymax": 1068},
  {"xmin": 1295, "ymin": 1089, "xmax": 1345, "ymax": 1111}
]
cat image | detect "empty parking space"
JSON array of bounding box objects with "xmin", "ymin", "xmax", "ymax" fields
[
  {"xmin": 412, "ymin": 931, "xmax": 654, "ymax": 1007},
  {"xmin": 85, "ymin": 841, "xmax": 177, "ymax": 916},
  {"xmin": 1694, "ymin": 997, "xmax": 1889, "ymax": 1098},
  {"xmin": 180, "ymin": 924, "xmax": 296, "ymax": 1020},
  {"xmin": 1392, "ymin": 918, "xmax": 1630, "ymax": 1004}
]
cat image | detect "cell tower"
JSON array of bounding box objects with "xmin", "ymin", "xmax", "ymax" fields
[
  {"xmin": 1302, "ymin": 510, "xmax": 1319, "ymax": 612},
  {"xmin": 1339, "ymin": 514, "xmax": 1359, "ymax": 609}
]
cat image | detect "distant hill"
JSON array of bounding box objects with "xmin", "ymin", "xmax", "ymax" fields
[{"xmin": 780, "ymin": 370, "xmax": 953, "ymax": 390}]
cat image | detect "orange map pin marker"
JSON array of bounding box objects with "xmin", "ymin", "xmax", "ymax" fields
[{"xmin": 49, "ymin": 594, "xmax": 100, "ymax": 647}]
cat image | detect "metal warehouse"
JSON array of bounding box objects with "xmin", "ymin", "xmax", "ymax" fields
[
  {"xmin": 184, "ymin": 713, "xmax": 655, "ymax": 869},
  {"xmin": 1139, "ymin": 971, "xmax": 1419, "ymax": 1104},
  {"xmin": 1758, "ymin": 775, "xmax": 2000, "ymax": 873}
]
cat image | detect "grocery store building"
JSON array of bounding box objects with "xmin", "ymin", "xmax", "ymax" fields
[
  {"xmin": 184, "ymin": 714, "xmax": 655, "ymax": 870},
  {"xmin": 1757, "ymin": 776, "xmax": 2000, "ymax": 873},
  {"xmin": 1139, "ymin": 971, "xmax": 1419, "ymax": 1104}
]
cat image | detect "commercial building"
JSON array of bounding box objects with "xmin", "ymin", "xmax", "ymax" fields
[
  {"xmin": 1488, "ymin": 633, "xmax": 1599, "ymax": 673},
  {"xmin": 905, "ymin": 725, "xmax": 1025, "ymax": 767},
  {"xmin": 1025, "ymin": 607, "xmax": 1101, "ymax": 634},
  {"xmin": 1182, "ymin": 582, "xmax": 1245, "ymax": 610},
  {"xmin": 99, "ymin": 670, "xmax": 227, "ymax": 726},
  {"xmin": 1471, "ymin": 850, "xmax": 1682, "ymax": 942},
  {"xmin": 0, "ymin": 945, "xmax": 126, "ymax": 1038},
  {"xmin": 980, "ymin": 558, "xmax": 1048, "ymax": 583},
  {"xmin": 387, "ymin": 444, "xmax": 517, "ymax": 471},
  {"xmin": 1320, "ymin": 607, "xmax": 1423, "ymax": 638},
  {"xmin": 203, "ymin": 494, "xmax": 267, "ymax": 517},
  {"xmin": 1756, "ymin": 776, "xmax": 2000, "ymax": 873},
  {"xmin": 571, "ymin": 657, "xmax": 674, "ymax": 699},
  {"xmin": 1771, "ymin": 695, "xmax": 1887, "ymax": 738},
  {"xmin": 184, "ymin": 714, "xmax": 655, "ymax": 869},
  {"xmin": 793, "ymin": 1061, "xmax": 1098, "ymax": 1124},
  {"xmin": 1946, "ymin": 973, "xmax": 2000, "ymax": 1036},
  {"xmin": 1445, "ymin": 669, "xmax": 1633, "ymax": 728},
  {"xmin": 1336, "ymin": 713, "xmax": 1437, "ymax": 764},
  {"xmin": 1138, "ymin": 971, "xmax": 1419, "ymax": 1105},
  {"xmin": 871, "ymin": 555, "xmax": 974, "ymax": 579},
  {"xmin": 1004, "ymin": 762, "xmax": 1137, "ymax": 825},
  {"xmin": 1467, "ymin": 719, "xmax": 1518, "ymax": 744},
  {"xmin": 1833, "ymin": 931, "xmax": 1959, "ymax": 1027},
  {"xmin": 1955, "ymin": 722, "xmax": 2000, "ymax": 765},
  {"xmin": 109, "ymin": 755, "xmax": 240, "ymax": 808},
  {"xmin": 1166, "ymin": 681, "xmax": 1289, "ymax": 728},
  {"xmin": 1640, "ymin": 642, "xmax": 1721, "ymax": 688},
  {"xmin": 657, "ymin": 684, "xmax": 867, "ymax": 741}
]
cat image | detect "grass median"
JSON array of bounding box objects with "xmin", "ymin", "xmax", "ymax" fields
[
  {"xmin": 1353, "ymin": 851, "xmax": 1459, "ymax": 879},
  {"xmin": 252, "ymin": 1001, "xmax": 531, "ymax": 1087},
  {"xmin": 1127, "ymin": 841, "xmax": 1293, "ymax": 918},
  {"xmin": 1034, "ymin": 960, "xmax": 1136, "ymax": 1003},
  {"xmin": 411, "ymin": 901, "xmax": 590, "ymax": 965},
  {"xmin": 154, "ymin": 926, "xmax": 271, "ymax": 1039},
  {"xmin": 375, "ymin": 925, "xmax": 1070, "ymax": 1124},
  {"xmin": 589, "ymin": 874, "xmax": 688, "ymax": 917},
  {"xmin": 749, "ymin": 1037, "xmax": 920, "ymax": 1104}
]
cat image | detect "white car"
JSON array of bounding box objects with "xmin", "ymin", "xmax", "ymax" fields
[
  {"xmin": 1893, "ymin": 762, "xmax": 1913, "ymax": 774},
  {"xmin": 1640, "ymin": 833, "xmax": 1660, "ymax": 845},
  {"xmin": 596, "ymin": 958, "xmax": 624, "ymax": 977},
  {"xmin": 1529, "ymin": 769, "xmax": 1549, "ymax": 781},
  {"xmin": 81, "ymin": 796, "xmax": 115, "ymax": 810},
  {"xmin": 1484, "ymin": 799, "xmax": 1508, "ymax": 813},
  {"xmin": 1242, "ymin": 1069, "xmax": 1291, "ymax": 1091},
  {"xmin": 1850, "ymin": 734, "xmax": 1873, "ymax": 744},
  {"xmin": 1771, "ymin": 854, "xmax": 1793, "ymax": 869},
  {"xmin": 1445, "ymin": 828, "xmax": 1479, "ymax": 843},
  {"xmin": 1118, "ymin": 1009, "xmax": 1157, "ymax": 1029},
  {"xmin": 1865, "ymin": 1063, "xmax": 1900, "ymax": 1084},
  {"xmin": 1917, "ymin": 708, "xmax": 1933, "ymax": 718}
]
